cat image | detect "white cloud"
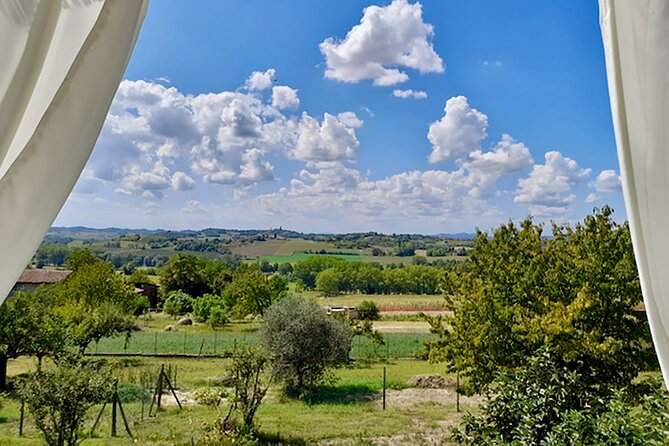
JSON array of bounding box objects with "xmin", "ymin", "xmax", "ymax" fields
[
  {"xmin": 462, "ymin": 134, "xmax": 533, "ymax": 197},
  {"xmin": 271, "ymin": 86, "xmax": 300, "ymax": 110},
  {"xmin": 258, "ymin": 162, "xmax": 492, "ymax": 226},
  {"xmin": 428, "ymin": 96, "xmax": 488, "ymax": 162},
  {"xmin": 171, "ymin": 171, "xmax": 196, "ymax": 191},
  {"xmin": 514, "ymin": 151, "xmax": 591, "ymax": 215},
  {"xmin": 292, "ymin": 112, "xmax": 362, "ymax": 161},
  {"xmin": 585, "ymin": 193, "xmax": 600, "ymax": 204},
  {"xmin": 320, "ymin": 0, "xmax": 444, "ymax": 86},
  {"xmin": 589, "ymin": 169, "xmax": 621, "ymax": 192},
  {"xmin": 85, "ymin": 73, "xmax": 362, "ymax": 200},
  {"xmin": 245, "ymin": 68, "xmax": 276, "ymax": 91},
  {"xmin": 180, "ymin": 200, "xmax": 207, "ymax": 215},
  {"xmin": 392, "ymin": 89, "xmax": 428, "ymax": 99},
  {"xmin": 238, "ymin": 149, "xmax": 275, "ymax": 182}
]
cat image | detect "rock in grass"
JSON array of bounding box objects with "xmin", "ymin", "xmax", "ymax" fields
[
  {"xmin": 177, "ymin": 317, "xmax": 193, "ymax": 326},
  {"xmin": 164, "ymin": 325, "xmax": 177, "ymax": 332}
]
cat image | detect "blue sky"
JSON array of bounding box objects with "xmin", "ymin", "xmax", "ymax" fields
[{"xmin": 55, "ymin": 0, "xmax": 625, "ymax": 233}]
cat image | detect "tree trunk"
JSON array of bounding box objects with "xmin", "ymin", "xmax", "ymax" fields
[{"xmin": 0, "ymin": 354, "xmax": 8, "ymax": 390}]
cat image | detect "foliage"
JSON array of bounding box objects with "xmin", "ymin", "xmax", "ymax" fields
[
  {"xmin": 18, "ymin": 357, "xmax": 113, "ymax": 446},
  {"xmin": 34, "ymin": 243, "xmax": 71, "ymax": 267},
  {"xmin": 64, "ymin": 249, "xmax": 100, "ymax": 272},
  {"xmin": 356, "ymin": 300, "xmax": 380, "ymax": 320},
  {"xmin": 193, "ymin": 387, "xmax": 227, "ymax": 407},
  {"xmin": 311, "ymin": 262, "xmax": 443, "ymax": 295},
  {"xmin": 225, "ymin": 346, "xmax": 269, "ymax": 430},
  {"xmin": 165, "ymin": 290, "xmax": 194, "ymax": 314},
  {"xmin": 425, "ymin": 207, "xmax": 651, "ymax": 394},
  {"xmin": 53, "ymin": 260, "xmax": 136, "ymax": 353},
  {"xmin": 261, "ymin": 297, "xmax": 351, "ymax": 394},
  {"xmin": 163, "ymin": 300, "xmax": 181, "ymax": 319},
  {"xmin": 193, "ymin": 293, "xmax": 227, "ymax": 321},
  {"xmin": 0, "ymin": 288, "xmax": 67, "ymax": 387},
  {"xmin": 131, "ymin": 295, "xmax": 150, "ymax": 316},
  {"xmin": 452, "ymin": 348, "xmax": 669, "ymax": 446},
  {"xmin": 209, "ymin": 306, "xmax": 229, "ymax": 329},
  {"xmin": 223, "ymin": 265, "xmax": 287, "ymax": 318},
  {"xmin": 159, "ymin": 253, "xmax": 212, "ymax": 297}
]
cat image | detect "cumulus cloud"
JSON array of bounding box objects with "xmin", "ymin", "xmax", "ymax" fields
[
  {"xmin": 320, "ymin": 0, "xmax": 444, "ymax": 86},
  {"xmin": 589, "ymin": 169, "xmax": 621, "ymax": 192},
  {"xmin": 86, "ymin": 71, "xmax": 362, "ymax": 200},
  {"xmin": 292, "ymin": 112, "xmax": 362, "ymax": 161},
  {"xmin": 238, "ymin": 149, "xmax": 275, "ymax": 182},
  {"xmin": 392, "ymin": 89, "xmax": 428, "ymax": 99},
  {"xmin": 428, "ymin": 96, "xmax": 488, "ymax": 162},
  {"xmin": 271, "ymin": 86, "xmax": 300, "ymax": 110},
  {"xmin": 462, "ymin": 134, "xmax": 533, "ymax": 197},
  {"xmin": 171, "ymin": 171, "xmax": 196, "ymax": 191},
  {"xmin": 514, "ymin": 151, "xmax": 591, "ymax": 216},
  {"xmin": 245, "ymin": 68, "xmax": 276, "ymax": 91},
  {"xmin": 258, "ymin": 161, "xmax": 491, "ymax": 225}
]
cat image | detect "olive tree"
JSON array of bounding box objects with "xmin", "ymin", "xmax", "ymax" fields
[{"xmin": 261, "ymin": 296, "xmax": 351, "ymax": 394}]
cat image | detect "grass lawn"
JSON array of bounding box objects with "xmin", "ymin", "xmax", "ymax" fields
[{"xmin": 0, "ymin": 357, "xmax": 472, "ymax": 445}]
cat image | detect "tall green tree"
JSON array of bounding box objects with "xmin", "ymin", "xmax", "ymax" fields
[
  {"xmin": 425, "ymin": 207, "xmax": 651, "ymax": 394},
  {"xmin": 159, "ymin": 253, "xmax": 212, "ymax": 297},
  {"xmin": 224, "ymin": 265, "xmax": 287, "ymax": 318},
  {"xmin": 0, "ymin": 289, "xmax": 66, "ymax": 389},
  {"xmin": 54, "ymin": 260, "xmax": 136, "ymax": 353}
]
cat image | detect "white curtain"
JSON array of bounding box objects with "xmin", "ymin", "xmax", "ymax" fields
[
  {"xmin": 600, "ymin": 0, "xmax": 669, "ymax": 385},
  {"xmin": 0, "ymin": 0, "xmax": 148, "ymax": 301}
]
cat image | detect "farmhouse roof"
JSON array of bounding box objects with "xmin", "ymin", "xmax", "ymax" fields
[{"xmin": 16, "ymin": 269, "xmax": 72, "ymax": 284}]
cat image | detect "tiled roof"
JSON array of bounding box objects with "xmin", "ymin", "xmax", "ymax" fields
[{"xmin": 16, "ymin": 269, "xmax": 72, "ymax": 284}]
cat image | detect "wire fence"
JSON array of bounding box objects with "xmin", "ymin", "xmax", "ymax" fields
[{"xmin": 89, "ymin": 331, "xmax": 434, "ymax": 359}]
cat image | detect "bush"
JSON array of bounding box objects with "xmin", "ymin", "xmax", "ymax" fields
[
  {"xmin": 261, "ymin": 296, "xmax": 351, "ymax": 395},
  {"xmin": 117, "ymin": 383, "xmax": 150, "ymax": 403},
  {"xmin": 19, "ymin": 358, "xmax": 113, "ymax": 446},
  {"xmin": 193, "ymin": 387, "xmax": 227, "ymax": 407},
  {"xmin": 131, "ymin": 295, "xmax": 150, "ymax": 316},
  {"xmin": 356, "ymin": 300, "xmax": 380, "ymax": 320},
  {"xmin": 209, "ymin": 307, "xmax": 229, "ymax": 330},
  {"xmin": 165, "ymin": 290, "xmax": 193, "ymax": 314},
  {"xmin": 193, "ymin": 293, "xmax": 226, "ymax": 322}
]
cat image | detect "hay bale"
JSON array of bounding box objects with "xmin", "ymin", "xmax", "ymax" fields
[
  {"xmin": 164, "ymin": 325, "xmax": 176, "ymax": 332},
  {"xmin": 408, "ymin": 374, "xmax": 456, "ymax": 389},
  {"xmin": 177, "ymin": 317, "xmax": 193, "ymax": 326}
]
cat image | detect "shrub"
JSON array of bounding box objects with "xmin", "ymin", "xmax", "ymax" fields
[
  {"xmin": 131, "ymin": 295, "xmax": 150, "ymax": 317},
  {"xmin": 19, "ymin": 357, "xmax": 113, "ymax": 446},
  {"xmin": 209, "ymin": 307, "xmax": 229, "ymax": 330},
  {"xmin": 163, "ymin": 300, "xmax": 181, "ymax": 319},
  {"xmin": 261, "ymin": 296, "xmax": 351, "ymax": 395},
  {"xmin": 356, "ymin": 300, "xmax": 380, "ymax": 320},
  {"xmin": 193, "ymin": 387, "xmax": 227, "ymax": 407},
  {"xmin": 165, "ymin": 290, "xmax": 193, "ymax": 314},
  {"xmin": 193, "ymin": 293, "xmax": 226, "ymax": 322}
]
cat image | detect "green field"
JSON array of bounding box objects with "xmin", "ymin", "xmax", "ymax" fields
[
  {"xmin": 90, "ymin": 329, "xmax": 432, "ymax": 360},
  {"xmin": 232, "ymin": 239, "xmax": 350, "ymax": 258},
  {"xmin": 253, "ymin": 252, "xmax": 363, "ymax": 264},
  {"xmin": 0, "ymin": 356, "xmax": 471, "ymax": 445}
]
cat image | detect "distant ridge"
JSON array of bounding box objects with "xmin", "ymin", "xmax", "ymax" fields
[{"xmin": 46, "ymin": 226, "xmax": 476, "ymax": 241}]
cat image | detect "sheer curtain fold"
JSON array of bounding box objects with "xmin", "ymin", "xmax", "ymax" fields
[
  {"xmin": 0, "ymin": 0, "xmax": 148, "ymax": 301},
  {"xmin": 600, "ymin": 0, "xmax": 669, "ymax": 385}
]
